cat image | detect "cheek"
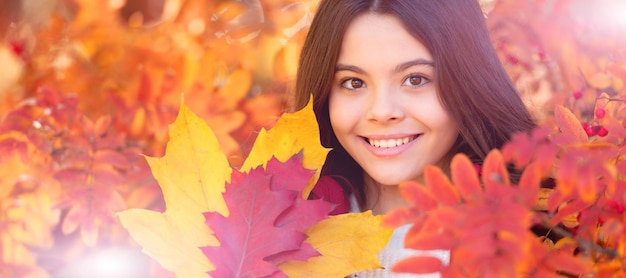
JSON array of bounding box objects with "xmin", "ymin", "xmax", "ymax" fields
[
  {"xmin": 438, "ymin": 114, "xmax": 460, "ymax": 149},
  {"xmin": 420, "ymin": 104, "xmax": 458, "ymax": 143},
  {"xmin": 328, "ymin": 94, "xmax": 355, "ymax": 133}
]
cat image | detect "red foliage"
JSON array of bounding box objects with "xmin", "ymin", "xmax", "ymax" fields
[
  {"xmin": 202, "ymin": 154, "xmax": 333, "ymax": 277},
  {"xmin": 2, "ymin": 0, "xmax": 626, "ymax": 276}
]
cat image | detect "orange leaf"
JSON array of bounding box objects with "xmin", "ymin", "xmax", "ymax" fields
[
  {"xmin": 534, "ymin": 143, "xmax": 558, "ymax": 177},
  {"xmin": 62, "ymin": 203, "xmax": 87, "ymax": 235},
  {"xmin": 588, "ymin": 72, "xmax": 613, "ymax": 89},
  {"xmin": 544, "ymin": 250, "xmax": 593, "ymax": 276},
  {"xmin": 94, "ymin": 115, "xmax": 112, "ymax": 137},
  {"xmin": 80, "ymin": 214, "xmax": 98, "ymax": 247},
  {"xmin": 93, "ymin": 149, "xmax": 130, "ymax": 169},
  {"xmin": 392, "ymin": 256, "xmax": 443, "ymax": 274},
  {"xmin": 450, "ymin": 154, "xmax": 482, "ymax": 201},
  {"xmin": 554, "ymin": 105, "xmax": 588, "ymax": 144},
  {"xmin": 424, "ymin": 165, "xmax": 460, "ymax": 206},
  {"xmin": 399, "ymin": 180, "xmax": 437, "ymax": 211},
  {"xmin": 603, "ymin": 115, "xmax": 626, "ymax": 140},
  {"xmin": 518, "ymin": 163, "xmax": 541, "ymax": 191},
  {"xmin": 404, "ymin": 230, "xmax": 455, "ymax": 251},
  {"xmin": 550, "ymin": 199, "xmax": 587, "ymax": 227},
  {"xmin": 517, "ymin": 164, "xmax": 541, "ymax": 206},
  {"xmin": 382, "ymin": 207, "xmax": 421, "ymax": 228},
  {"xmin": 481, "ymin": 150, "xmax": 510, "ymax": 192},
  {"xmin": 501, "ymin": 131, "xmax": 534, "ymax": 169},
  {"xmin": 217, "ymin": 68, "xmax": 251, "ymax": 111},
  {"xmin": 546, "ymin": 188, "xmax": 568, "ymax": 212},
  {"xmin": 598, "ymin": 218, "xmax": 624, "ymax": 241}
]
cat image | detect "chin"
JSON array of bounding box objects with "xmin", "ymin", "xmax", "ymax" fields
[{"xmin": 369, "ymin": 174, "xmax": 416, "ymax": 187}]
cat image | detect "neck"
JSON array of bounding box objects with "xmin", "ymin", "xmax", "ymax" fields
[{"xmin": 363, "ymin": 175, "xmax": 411, "ymax": 215}]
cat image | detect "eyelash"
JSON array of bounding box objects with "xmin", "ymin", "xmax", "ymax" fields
[
  {"xmin": 402, "ymin": 74, "xmax": 430, "ymax": 88},
  {"xmin": 339, "ymin": 74, "xmax": 431, "ymax": 90}
]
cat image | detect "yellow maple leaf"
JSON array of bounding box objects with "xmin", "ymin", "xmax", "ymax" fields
[
  {"xmin": 280, "ymin": 211, "xmax": 394, "ymax": 277},
  {"xmin": 118, "ymin": 100, "xmax": 231, "ymax": 276},
  {"xmin": 119, "ymin": 97, "xmax": 391, "ymax": 277},
  {"xmin": 241, "ymin": 96, "xmax": 329, "ymax": 198}
]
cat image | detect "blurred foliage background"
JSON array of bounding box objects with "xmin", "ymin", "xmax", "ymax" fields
[{"xmin": 1, "ymin": 0, "xmax": 625, "ymax": 277}]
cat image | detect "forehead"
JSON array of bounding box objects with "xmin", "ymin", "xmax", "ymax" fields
[{"xmin": 338, "ymin": 13, "xmax": 431, "ymax": 64}]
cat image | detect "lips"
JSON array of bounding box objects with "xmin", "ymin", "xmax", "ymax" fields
[
  {"xmin": 360, "ymin": 134, "xmax": 420, "ymax": 157},
  {"xmin": 366, "ymin": 136, "xmax": 418, "ymax": 148}
]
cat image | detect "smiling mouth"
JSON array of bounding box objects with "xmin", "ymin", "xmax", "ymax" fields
[{"xmin": 365, "ymin": 135, "xmax": 419, "ymax": 148}]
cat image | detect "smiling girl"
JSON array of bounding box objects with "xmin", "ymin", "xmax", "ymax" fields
[{"xmin": 294, "ymin": 0, "xmax": 536, "ymax": 276}]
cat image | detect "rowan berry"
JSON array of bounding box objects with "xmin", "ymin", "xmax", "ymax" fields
[
  {"xmin": 8, "ymin": 41, "xmax": 24, "ymax": 56},
  {"xmin": 597, "ymin": 126, "xmax": 608, "ymax": 137},
  {"xmin": 573, "ymin": 91, "xmax": 583, "ymax": 100},
  {"xmin": 595, "ymin": 108, "xmax": 606, "ymax": 119},
  {"xmin": 585, "ymin": 125, "xmax": 597, "ymax": 136}
]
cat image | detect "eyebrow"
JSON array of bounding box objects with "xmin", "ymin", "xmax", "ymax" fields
[
  {"xmin": 394, "ymin": 59, "xmax": 434, "ymax": 73},
  {"xmin": 335, "ymin": 58, "xmax": 434, "ymax": 74}
]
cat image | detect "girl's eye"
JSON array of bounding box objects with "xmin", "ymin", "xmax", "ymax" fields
[
  {"xmin": 402, "ymin": 75, "xmax": 429, "ymax": 87},
  {"xmin": 341, "ymin": 78, "xmax": 366, "ymax": 90}
]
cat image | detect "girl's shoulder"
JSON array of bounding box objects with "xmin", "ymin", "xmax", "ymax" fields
[{"xmin": 310, "ymin": 176, "xmax": 351, "ymax": 215}]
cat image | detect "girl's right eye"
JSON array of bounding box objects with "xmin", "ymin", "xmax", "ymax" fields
[{"xmin": 341, "ymin": 78, "xmax": 366, "ymax": 90}]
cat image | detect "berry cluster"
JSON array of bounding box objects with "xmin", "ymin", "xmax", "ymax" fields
[
  {"xmin": 583, "ymin": 108, "xmax": 609, "ymax": 137},
  {"xmin": 583, "ymin": 123, "xmax": 609, "ymax": 137},
  {"xmin": 572, "ymin": 92, "xmax": 614, "ymax": 138},
  {"xmin": 582, "ymin": 107, "xmax": 609, "ymax": 137}
]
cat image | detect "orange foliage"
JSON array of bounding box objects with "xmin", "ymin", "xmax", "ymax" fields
[{"xmin": 1, "ymin": 0, "xmax": 626, "ymax": 276}]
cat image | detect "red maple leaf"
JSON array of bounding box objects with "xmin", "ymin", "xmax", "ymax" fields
[{"xmin": 202, "ymin": 153, "xmax": 333, "ymax": 278}]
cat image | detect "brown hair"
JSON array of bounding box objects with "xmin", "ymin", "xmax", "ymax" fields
[{"xmin": 294, "ymin": 0, "xmax": 536, "ymax": 208}]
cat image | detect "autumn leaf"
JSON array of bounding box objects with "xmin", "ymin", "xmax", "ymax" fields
[
  {"xmin": 202, "ymin": 155, "xmax": 332, "ymax": 278},
  {"xmin": 241, "ymin": 97, "xmax": 330, "ymax": 199},
  {"xmin": 118, "ymin": 99, "xmax": 231, "ymax": 276},
  {"xmin": 279, "ymin": 212, "xmax": 394, "ymax": 277},
  {"xmin": 553, "ymin": 147, "xmax": 617, "ymax": 205},
  {"xmin": 392, "ymin": 256, "xmax": 443, "ymax": 274},
  {"xmin": 119, "ymin": 99, "xmax": 389, "ymax": 277},
  {"xmin": 385, "ymin": 151, "xmax": 550, "ymax": 277},
  {"xmin": 553, "ymin": 105, "xmax": 588, "ymax": 144}
]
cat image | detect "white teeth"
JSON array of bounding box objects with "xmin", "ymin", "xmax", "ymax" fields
[{"xmin": 368, "ymin": 136, "xmax": 414, "ymax": 148}]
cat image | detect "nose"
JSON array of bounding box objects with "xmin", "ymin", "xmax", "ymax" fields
[{"xmin": 365, "ymin": 88, "xmax": 404, "ymax": 123}]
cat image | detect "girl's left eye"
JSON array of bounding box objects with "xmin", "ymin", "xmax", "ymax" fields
[{"xmin": 402, "ymin": 75, "xmax": 429, "ymax": 87}]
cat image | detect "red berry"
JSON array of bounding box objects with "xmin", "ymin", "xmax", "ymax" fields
[
  {"xmin": 597, "ymin": 126, "xmax": 608, "ymax": 137},
  {"xmin": 573, "ymin": 91, "xmax": 583, "ymax": 100},
  {"xmin": 595, "ymin": 108, "xmax": 606, "ymax": 119},
  {"xmin": 585, "ymin": 125, "xmax": 597, "ymax": 136},
  {"xmin": 8, "ymin": 41, "xmax": 24, "ymax": 56}
]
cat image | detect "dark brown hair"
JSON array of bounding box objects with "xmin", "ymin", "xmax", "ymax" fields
[{"xmin": 294, "ymin": 0, "xmax": 536, "ymax": 208}]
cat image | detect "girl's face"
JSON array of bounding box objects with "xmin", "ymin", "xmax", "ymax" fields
[{"xmin": 329, "ymin": 13, "xmax": 459, "ymax": 186}]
